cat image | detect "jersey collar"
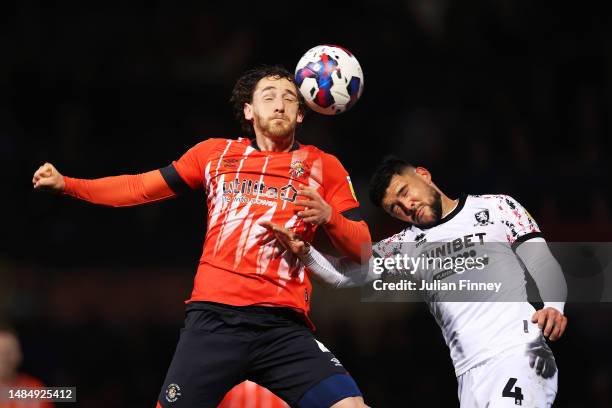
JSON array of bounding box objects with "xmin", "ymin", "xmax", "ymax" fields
[
  {"xmin": 419, "ymin": 193, "xmax": 468, "ymax": 230},
  {"xmin": 250, "ymin": 138, "xmax": 300, "ymax": 152}
]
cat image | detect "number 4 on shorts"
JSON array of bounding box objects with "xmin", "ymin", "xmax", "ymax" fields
[{"xmin": 502, "ymin": 377, "xmax": 524, "ymax": 406}]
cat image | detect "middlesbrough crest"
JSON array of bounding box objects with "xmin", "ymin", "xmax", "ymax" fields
[{"xmin": 474, "ymin": 209, "xmax": 493, "ymax": 226}]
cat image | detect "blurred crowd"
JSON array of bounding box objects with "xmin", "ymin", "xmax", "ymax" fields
[{"xmin": 2, "ymin": 1, "xmax": 611, "ymax": 406}]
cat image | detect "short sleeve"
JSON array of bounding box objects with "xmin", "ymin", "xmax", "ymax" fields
[
  {"xmin": 370, "ymin": 230, "xmax": 417, "ymax": 278},
  {"xmin": 162, "ymin": 138, "xmax": 223, "ymax": 192},
  {"xmin": 321, "ymin": 153, "xmax": 360, "ymax": 213},
  {"xmin": 493, "ymin": 195, "xmax": 543, "ymax": 248},
  {"xmin": 372, "ymin": 228, "xmax": 413, "ymax": 258},
  {"xmin": 372, "ymin": 236, "xmax": 400, "ymax": 259}
]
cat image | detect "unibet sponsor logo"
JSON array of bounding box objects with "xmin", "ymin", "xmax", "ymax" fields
[{"xmin": 420, "ymin": 233, "xmax": 487, "ymax": 258}]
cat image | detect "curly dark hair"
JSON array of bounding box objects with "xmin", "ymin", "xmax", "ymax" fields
[
  {"xmin": 369, "ymin": 156, "xmax": 415, "ymax": 207},
  {"xmin": 230, "ymin": 65, "xmax": 307, "ymax": 135}
]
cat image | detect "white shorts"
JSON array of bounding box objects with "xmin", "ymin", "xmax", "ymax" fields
[{"xmin": 457, "ymin": 344, "xmax": 558, "ymax": 408}]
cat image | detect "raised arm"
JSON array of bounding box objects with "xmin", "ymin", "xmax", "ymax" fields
[
  {"xmin": 33, "ymin": 162, "xmax": 178, "ymax": 207},
  {"xmin": 32, "ymin": 139, "xmax": 223, "ymax": 207},
  {"xmin": 32, "ymin": 162, "xmax": 177, "ymax": 207}
]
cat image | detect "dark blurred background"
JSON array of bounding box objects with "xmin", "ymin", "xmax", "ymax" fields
[{"xmin": 2, "ymin": 1, "xmax": 612, "ymax": 406}]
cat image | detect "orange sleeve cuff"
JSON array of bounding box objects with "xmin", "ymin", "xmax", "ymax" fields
[
  {"xmin": 324, "ymin": 209, "xmax": 372, "ymax": 263},
  {"xmin": 63, "ymin": 176, "xmax": 78, "ymax": 196},
  {"xmin": 62, "ymin": 170, "xmax": 176, "ymax": 207}
]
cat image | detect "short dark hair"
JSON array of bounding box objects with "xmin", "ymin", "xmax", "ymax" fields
[
  {"xmin": 369, "ymin": 156, "xmax": 415, "ymax": 207},
  {"xmin": 230, "ymin": 65, "xmax": 307, "ymax": 135}
]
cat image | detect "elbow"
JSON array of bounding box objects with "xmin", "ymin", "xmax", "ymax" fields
[
  {"xmin": 343, "ymin": 234, "xmax": 372, "ymax": 264},
  {"xmin": 325, "ymin": 216, "xmax": 372, "ymax": 264}
]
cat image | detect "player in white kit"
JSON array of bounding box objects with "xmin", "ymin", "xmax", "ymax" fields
[{"xmin": 260, "ymin": 156, "xmax": 568, "ymax": 407}]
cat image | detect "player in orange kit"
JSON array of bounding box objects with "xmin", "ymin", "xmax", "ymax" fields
[
  {"xmin": 33, "ymin": 66, "xmax": 371, "ymax": 408},
  {"xmin": 0, "ymin": 326, "xmax": 53, "ymax": 408}
]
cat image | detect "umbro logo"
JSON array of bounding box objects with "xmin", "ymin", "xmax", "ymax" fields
[{"xmin": 222, "ymin": 158, "xmax": 239, "ymax": 169}]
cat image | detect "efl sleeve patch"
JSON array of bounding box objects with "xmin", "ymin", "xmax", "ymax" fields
[{"xmin": 347, "ymin": 176, "xmax": 357, "ymax": 201}]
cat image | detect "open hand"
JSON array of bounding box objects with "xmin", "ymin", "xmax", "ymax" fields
[
  {"xmin": 258, "ymin": 221, "xmax": 310, "ymax": 259},
  {"xmin": 526, "ymin": 338, "xmax": 557, "ymax": 378}
]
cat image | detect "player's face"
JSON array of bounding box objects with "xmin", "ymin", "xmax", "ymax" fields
[
  {"xmin": 382, "ymin": 168, "xmax": 442, "ymax": 226},
  {"xmin": 0, "ymin": 333, "xmax": 22, "ymax": 380},
  {"xmin": 244, "ymin": 76, "xmax": 304, "ymax": 140}
]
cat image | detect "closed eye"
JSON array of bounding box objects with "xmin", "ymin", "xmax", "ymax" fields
[
  {"xmin": 261, "ymin": 91, "xmax": 275, "ymax": 101},
  {"xmin": 390, "ymin": 204, "xmax": 401, "ymax": 216}
]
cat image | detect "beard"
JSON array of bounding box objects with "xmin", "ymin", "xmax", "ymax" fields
[
  {"xmin": 415, "ymin": 188, "xmax": 443, "ymax": 227},
  {"xmin": 253, "ymin": 112, "xmax": 296, "ymax": 139}
]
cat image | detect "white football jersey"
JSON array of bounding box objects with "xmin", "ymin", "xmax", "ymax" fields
[{"xmin": 373, "ymin": 194, "xmax": 550, "ymax": 376}]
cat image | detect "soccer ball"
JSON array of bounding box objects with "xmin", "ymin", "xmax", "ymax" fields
[{"xmin": 294, "ymin": 45, "xmax": 364, "ymax": 115}]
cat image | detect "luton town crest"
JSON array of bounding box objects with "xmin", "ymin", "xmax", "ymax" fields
[
  {"xmin": 474, "ymin": 209, "xmax": 493, "ymax": 226},
  {"xmin": 289, "ymin": 160, "xmax": 309, "ymax": 179},
  {"xmin": 165, "ymin": 383, "xmax": 182, "ymax": 403}
]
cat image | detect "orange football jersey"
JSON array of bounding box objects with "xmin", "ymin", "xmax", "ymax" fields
[{"xmin": 170, "ymin": 138, "xmax": 359, "ymax": 315}]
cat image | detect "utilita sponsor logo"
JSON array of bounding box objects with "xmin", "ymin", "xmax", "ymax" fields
[{"xmin": 222, "ymin": 177, "xmax": 298, "ymax": 203}]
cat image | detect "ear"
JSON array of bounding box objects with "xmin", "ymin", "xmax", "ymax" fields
[
  {"xmin": 243, "ymin": 103, "xmax": 253, "ymax": 121},
  {"xmin": 296, "ymin": 109, "xmax": 304, "ymax": 124},
  {"xmin": 414, "ymin": 166, "xmax": 432, "ymax": 184}
]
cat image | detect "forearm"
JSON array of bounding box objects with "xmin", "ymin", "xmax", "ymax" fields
[
  {"xmin": 323, "ymin": 210, "xmax": 372, "ymax": 264},
  {"xmin": 63, "ymin": 170, "xmax": 176, "ymax": 207},
  {"xmin": 302, "ymin": 246, "xmax": 375, "ymax": 289},
  {"xmin": 516, "ymin": 237, "xmax": 567, "ymax": 312}
]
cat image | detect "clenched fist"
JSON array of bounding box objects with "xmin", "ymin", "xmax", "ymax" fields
[{"xmin": 32, "ymin": 162, "xmax": 65, "ymax": 192}]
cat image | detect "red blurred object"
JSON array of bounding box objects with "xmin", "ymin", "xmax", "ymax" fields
[
  {"xmin": 0, "ymin": 374, "xmax": 54, "ymax": 408},
  {"xmin": 218, "ymin": 381, "xmax": 289, "ymax": 408}
]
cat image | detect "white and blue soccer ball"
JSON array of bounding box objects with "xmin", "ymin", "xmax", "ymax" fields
[{"xmin": 295, "ymin": 45, "xmax": 364, "ymax": 115}]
